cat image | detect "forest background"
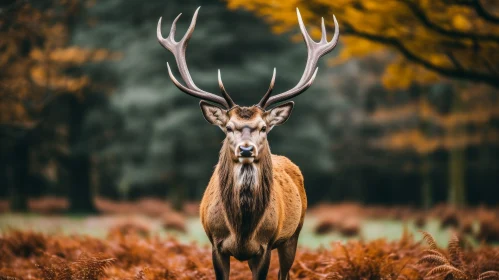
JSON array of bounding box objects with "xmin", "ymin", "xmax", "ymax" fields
[{"xmin": 2, "ymin": 0, "xmax": 498, "ymax": 213}]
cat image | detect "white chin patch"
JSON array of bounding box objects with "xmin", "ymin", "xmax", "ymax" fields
[{"xmin": 238, "ymin": 157, "xmax": 255, "ymax": 164}]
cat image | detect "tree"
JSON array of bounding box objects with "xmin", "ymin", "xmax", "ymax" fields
[
  {"xmin": 74, "ymin": 0, "xmax": 336, "ymax": 204},
  {"xmin": 228, "ymin": 0, "xmax": 499, "ymax": 207},
  {"xmin": 369, "ymin": 83, "xmax": 499, "ymax": 206},
  {"xmin": 0, "ymin": 0, "xmax": 119, "ymax": 212},
  {"xmin": 227, "ymin": 0, "xmax": 499, "ymax": 89}
]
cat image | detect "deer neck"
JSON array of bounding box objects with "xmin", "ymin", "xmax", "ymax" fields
[{"xmin": 218, "ymin": 139, "xmax": 273, "ymax": 242}]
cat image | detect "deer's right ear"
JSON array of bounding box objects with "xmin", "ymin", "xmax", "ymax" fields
[{"xmin": 200, "ymin": 101, "xmax": 229, "ymax": 128}]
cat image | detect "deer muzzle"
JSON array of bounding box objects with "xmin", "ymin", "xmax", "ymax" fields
[{"xmin": 236, "ymin": 142, "xmax": 257, "ymax": 164}]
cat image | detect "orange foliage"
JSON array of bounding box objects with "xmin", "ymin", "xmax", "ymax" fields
[
  {"xmin": 371, "ymin": 91, "xmax": 499, "ymax": 130},
  {"xmin": 227, "ymin": 0, "xmax": 499, "ymax": 89},
  {"xmin": 1, "ymin": 197, "xmax": 187, "ymax": 222},
  {"xmin": 161, "ymin": 212, "xmax": 187, "ymax": 233},
  {"xmin": 227, "ymin": 0, "xmax": 499, "ymax": 157},
  {"xmin": 369, "ymin": 84, "xmax": 499, "ymax": 154},
  {"xmin": 371, "ymin": 126, "xmax": 499, "ymax": 154},
  {"xmin": 419, "ymin": 232, "xmax": 499, "ymax": 279},
  {"xmin": 310, "ymin": 202, "xmax": 499, "ymax": 241},
  {"xmin": 0, "ymin": 1, "xmax": 119, "ymax": 124},
  {"xmin": 28, "ymin": 197, "xmax": 69, "ymax": 215},
  {"xmin": 1, "ymin": 230, "xmax": 497, "ymax": 279},
  {"xmin": 108, "ymin": 221, "xmax": 151, "ymax": 238}
]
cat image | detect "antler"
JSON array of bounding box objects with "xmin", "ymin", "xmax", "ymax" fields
[
  {"xmin": 256, "ymin": 68, "xmax": 276, "ymax": 109},
  {"xmin": 258, "ymin": 8, "xmax": 339, "ymax": 109},
  {"xmin": 157, "ymin": 7, "xmax": 235, "ymax": 109}
]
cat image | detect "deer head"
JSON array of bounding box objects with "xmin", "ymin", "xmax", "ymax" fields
[{"xmin": 157, "ymin": 7, "xmax": 339, "ymax": 164}]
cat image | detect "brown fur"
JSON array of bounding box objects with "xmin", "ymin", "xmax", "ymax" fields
[
  {"xmin": 230, "ymin": 106, "xmax": 261, "ymax": 120},
  {"xmin": 217, "ymin": 140, "xmax": 273, "ymax": 243},
  {"xmin": 200, "ymin": 149, "xmax": 306, "ymax": 254},
  {"xmin": 199, "ymin": 104, "xmax": 306, "ymax": 279}
]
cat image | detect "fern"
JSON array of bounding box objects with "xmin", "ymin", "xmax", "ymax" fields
[
  {"xmin": 4, "ymin": 230, "xmax": 47, "ymax": 257},
  {"xmin": 420, "ymin": 231, "xmax": 438, "ymax": 250},
  {"xmin": 422, "ymin": 249, "xmax": 447, "ymax": 258},
  {"xmin": 71, "ymin": 254, "xmax": 115, "ymax": 280},
  {"xmin": 427, "ymin": 264, "xmax": 467, "ymax": 279},
  {"xmin": 419, "ymin": 232, "xmax": 499, "ymax": 280},
  {"xmin": 1, "ymin": 227, "xmax": 498, "ymax": 280},
  {"xmin": 134, "ymin": 269, "xmax": 146, "ymax": 280},
  {"xmin": 35, "ymin": 254, "xmax": 72, "ymax": 280},
  {"xmin": 0, "ymin": 276, "xmax": 19, "ymax": 280},
  {"xmin": 479, "ymin": 271, "xmax": 499, "ymax": 280},
  {"xmin": 418, "ymin": 255, "xmax": 449, "ymax": 266},
  {"xmin": 448, "ymin": 234, "xmax": 465, "ymax": 269}
]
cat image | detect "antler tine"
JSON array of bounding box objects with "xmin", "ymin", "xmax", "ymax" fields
[
  {"xmin": 261, "ymin": 8, "xmax": 339, "ymax": 109},
  {"xmin": 297, "ymin": 8, "xmax": 313, "ymax": 47},
  {"xmin": 320, "ymin": 17, "xmax": 327, "ymax": 43},
  {"xmin": 158, "ymin": 7, "xmax": 233, "ymax": 109},
  {"xmin": 257, "ymin": 68, "xmax": 276, "ymax": 108},
  {"xmin": 157, "ymin": 13, "xmax": 182, "ymax": 50},
  {"xmin": 166, "ymin": 63, "xmax": 230, "ymax": 107},
  {"xmin": 218, "ymin": 70, "xmax": 236, "ymax": 108},
  {"xmin": 182, "ymin": 7, "xmax": 200, "ymax": 46}
]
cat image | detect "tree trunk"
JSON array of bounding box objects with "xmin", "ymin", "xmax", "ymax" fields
[
  {"xmin": 66, "ymin": 95, "xmax": 97, "ymax": 213},
  {"xmin": 447, "ymin": 90, "xmax": 467, "ymax": 207},
  {"xmin": 418, "ymin": 91, "xmax": 433, "ymax": 209},
  {"xmin": 68, "ymin": 154, "xmax": 97, "ymax": 213},
  {"xmin": 9, "ymin": 167, "xmax": 28, "ymax": 212},
  {"xmin": 10, "ymin": 139, "xmax": 30, "ymax": 212},
  {"xmin": 420, "ymin": 156, "xmax": 433, "ymax": 209},
  {"xmin": 448, "ymin": 148, "xmax": 466, "ymax": 207}
]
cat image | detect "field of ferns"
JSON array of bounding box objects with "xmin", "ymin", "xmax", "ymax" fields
[{"xmin": 0, "ymin": 198, "xmax": 498, "ymax": 279}]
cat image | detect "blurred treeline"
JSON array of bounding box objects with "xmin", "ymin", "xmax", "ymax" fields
[{"xmin": 0, "ymin": 0, "xmax": 498, "ymax": 213}]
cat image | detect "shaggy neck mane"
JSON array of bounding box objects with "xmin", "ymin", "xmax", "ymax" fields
[{"xmin": 218, "ymin": 139, "xmax": 273, "ymax": 243}]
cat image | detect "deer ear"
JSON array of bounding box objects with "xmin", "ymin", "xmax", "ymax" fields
[
  {"xmin": 265, "ymin": 101, "xmax": 294, "ymax": 130},
  {"xmin": 200, "ymin": 101, "xmax": 228, "ymax": 128}
]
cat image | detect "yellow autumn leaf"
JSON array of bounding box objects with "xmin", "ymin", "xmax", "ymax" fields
[
  {"xmin": 228, "ymin": 0, "xmax": 499, "ymax": 90},
  {"xmin": 452, "ymin": 14, "xmax": 471, "ymax": 31}
]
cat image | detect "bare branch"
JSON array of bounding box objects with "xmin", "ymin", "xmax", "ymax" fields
[
  {"xmin": 446, "ymin": 0, "xmax": 499, "ymax": 23},
  {"xmin": 445, "ymin": 51, "xmax": 464, "ymax": 70},
  {"xmin": 473, "ymin": 0, "xmax": 499, "ymax": 23}
]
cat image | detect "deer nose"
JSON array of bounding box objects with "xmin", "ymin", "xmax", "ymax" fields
[{"xmin": 238, "ymin": 145, "xmax": 255, "ymax": 157}]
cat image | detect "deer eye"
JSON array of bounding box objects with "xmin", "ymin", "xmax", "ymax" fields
[
  {"xmin": 226, "ymin": 126, "xmax": 233, "ymax": 132},
  {"xmin": 261, "ymin": 126, "xmax": 267, "ymax": 132}
]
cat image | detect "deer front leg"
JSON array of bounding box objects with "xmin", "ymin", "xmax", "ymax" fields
[
  {"xmin": 212, "ymin": 247, "xmax": 230, "ymax": 280},
  {"xmin": 248, "ymin": 246, "xmax": 272, "ymax": 280},
  {"xmin": 277, "ymin": 234, "xmax": 299, "ymax": 280}
]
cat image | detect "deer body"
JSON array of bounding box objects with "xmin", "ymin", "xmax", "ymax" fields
[
  {"xmin": 156, "ymin": 6, "xmax": 339, "ymax": 279},
  {"xmin": 200, "ymin": 143, "xmax": 306, "ymax": 261}
]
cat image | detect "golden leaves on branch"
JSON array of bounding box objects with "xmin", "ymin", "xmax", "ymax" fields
[
  {"xmin": 227, "ymin": 0, "xmax": 499, "ymax": 87},
  {"xmin": 382, "ymin": 57, "xmax": 442, "ymax": 90},
  {"xmin": 329, "ymin": 37, "xmax": 385, "ymax": 66}
]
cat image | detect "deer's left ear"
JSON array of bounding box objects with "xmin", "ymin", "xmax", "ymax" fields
[
  {"xmin": 200, "ymin": 101, "xmax": 229, "ymax": 129},
  {"xmin": 264, "ymin": 101, "xmax": 294, "ymax": 130}
]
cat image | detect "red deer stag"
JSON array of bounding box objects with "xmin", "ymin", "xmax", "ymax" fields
[{"xmin": 157, "ymin": 7, "xmax": 339, "ymax": 280}]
